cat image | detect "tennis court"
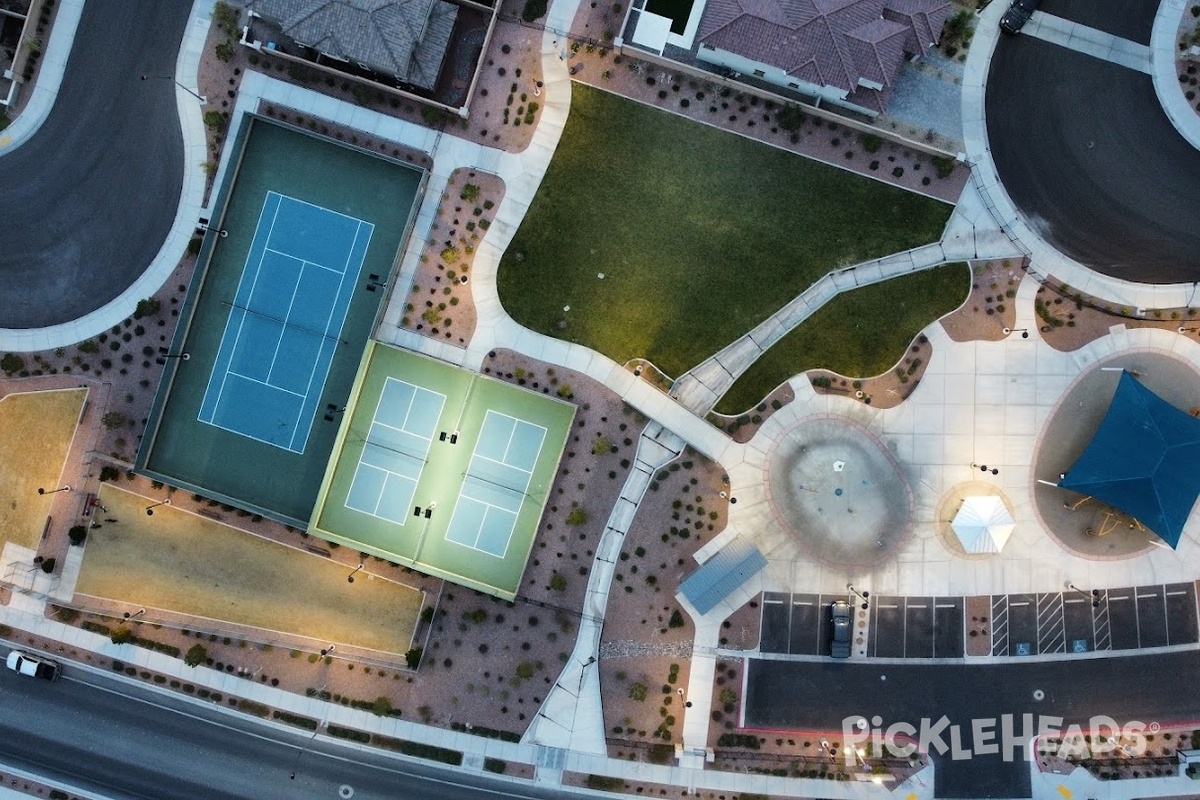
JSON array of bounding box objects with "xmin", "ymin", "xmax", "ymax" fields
[
  {"xmin": 198, "ymin": 191, "xmax": 374, "ymax": 453},
  {"xmin": 346, "ymin": 378, "xmax": 445, "ymax": 524},
  {"xmin": 310, "ymin": 343, "xmax": 575, "ymax": 600},
  {"xmin": 446, "ymin": 411, "xmax": 546, "ymax": 558}
]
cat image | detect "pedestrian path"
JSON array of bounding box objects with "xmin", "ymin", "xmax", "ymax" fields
[{"xmin": 1023, "ymin": 13, "xmax": 1152, "ymax": 74}]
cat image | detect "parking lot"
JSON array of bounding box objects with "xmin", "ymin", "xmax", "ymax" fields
[
  {"xmin": 990, "ymin": 582, "xmax": 1198, "ymax": 656},
  {"xmin": 868, "ymin": 596, "xmax": 964, "ymax": 658},
  {"xmin": 759, "ymin": 592, "xmax": 847, "ymax": 657}
]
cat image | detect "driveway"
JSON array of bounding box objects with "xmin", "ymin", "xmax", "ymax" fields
[
  {"xmin": 0, "ymin": 0, "xmax": 190, "ymax": 329},
  {"xmin": 985, "ymin": 31, "xmax": 1200, "ymax": 283}
]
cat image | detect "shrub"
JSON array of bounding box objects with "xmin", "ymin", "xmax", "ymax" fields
[
  {"xmin": 717, "ymin": 733, "xmax": 761, "ymax": 749},
  {"xmin": 859, "ymin": 133, "xmax": 883, "ymax": 152},
  {"xmin": 372, "ymin": 696, "xmax": 393, "ymax": 716},
  {"xmin": 214, "ymin": 41, "xmax": 233, "ymax": 62},
  {"xmin": 549, "ymin": 572, "xmax": 567, "ymax": 591},
  {"xmin": 99, "ymin": 466, "xmax": 120, "ymax": 482},
  {"xmin": 591, "ymin": 435, "xmax": 612, "ymax": 455},
  {"xmin": 102, "ymin": 411, "xmax": 127, "ymax": 430},
  {"xmin": 515, "ymin": 661, "xmax": 535, "ymax": 679},
  {"xmin": 566, "ymin": 507, "xmax": 588, "ymax": 526},
  {"xmin": 405, "ymin": 646, "xmax": 423, "ymax": 669},
  {"xmin": 648, "ymin": 743, "xmax": 674, "ymax": 764},
  {"xmin": 77, "ymin": 340, "xmax": 100, "ymax": 354},
  {"xmin": 273, "ymin": 710, "xmax": 319, "ymax": 730},
  {"xmin": 629, "ymin": 683, "xmax": 648, "ymax": 701},
  {"xmin": 776, "ymin": 105, "xmax": 806, "ymax": 131},
  {"xmin": 483, "ymin": 757, "xmax": 507, "ymax": 774},
  {"xmin": 184, "ymin": 644, "xmax": 207, "ymax": 667},
  {"xmin": 932, "ymin": 155, "xmax": 956, "ymax": 179},
  {"xmin": 522, "ymin": 0, "xmax": 547, "ymax": 21},
  {"xmin": 237, "ymin": 700, "xmax": 271, "ymax": 717},
  {"xmin": 40, "ymin": 558, "xmax": 55, "ymax": 574},
  {"xmin": 460, "ymin": 183, "xmax": 481, "ymax": 202},
  {"xmin": 0, "ymin": 353, "xmax": 25, "ymax": 375},
  {"xmin": 68, "ymin": 525, "xmax": 87, "ymax": 546},
  {"xmin": 328, "ymin": 725, "xmax": 371, "ymax": 743},
  {"xmin": 110, "ymin": 626, "xmax": 135, "ymax": 645},
  {"xmin": 668, "ymin": 609, "xmax": 685, "ymax": 628}
]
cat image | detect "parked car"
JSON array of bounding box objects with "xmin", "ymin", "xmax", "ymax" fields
[
  {"xmin": 1000, "ymin": 0, "xmax": 1039, "ymax": 34},
  {"xmin": 830, "ymin": 600, "xmax": 852, "ymax": 659},
  {"xmin": 6, "ymin": 650, "xmax": 61, "ymax": 681}
]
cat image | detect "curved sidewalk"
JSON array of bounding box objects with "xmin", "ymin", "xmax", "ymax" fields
[
  {"xmin": 0, "ymin": 0, "xmax": 212, "ymax": 352},
  {"xmin": 962, "ymin": 0, "xmax": 1200, "ymax": 312}
]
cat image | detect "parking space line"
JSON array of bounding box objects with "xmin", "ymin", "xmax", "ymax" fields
[
  {"xmin": 1036, "ymin": 593, "xmax": 1066, "ymax": 655},
  {"xmin": 1092, "ymin": 591, "xmax": 1111, "ymax": 650},
  {"xmin": 991, "ymin": 595, "xmax": 1009, "ymax": 656}
]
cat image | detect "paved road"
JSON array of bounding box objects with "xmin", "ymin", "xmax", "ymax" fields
[
  {"xmin": 745, "ymin": 649, "xmax": 1200, "ymax": 798},
  {"xmin": 1038, "ymin": 0, "xmax": 1159, "ymax": 44},
  {"xmin": 986, "ymin": 32, "xmax": 1200, "ymax": 283},
  {"xmin": 0, "ymin": 661, "xmax": 573, "ymax": 800},
  {"xmin": 0, "ymin": 0, "xmax": 188, "ymax": 329}
]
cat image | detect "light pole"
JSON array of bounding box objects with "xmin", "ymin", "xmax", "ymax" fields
[
  {"xmin": 1066, "ymin": 582, "xmax": 1100, "ymax": 608},
  {"xmin": 971, "ymin": 463, "xmax": 1000, "ymax": 475},
  {"xmin": 38, "ymin": 485, "xmax": 71, "ymax": 495},
  {"xmin": 141, "ymin": 74, "xmax": 206, "ymax": 103},
  {"xmin": 124, "ymin": 608, "xmax": 145, "ymax": 620},
  {"xmin": 320, "ymin": 645, "xmax": 336, "ymax": 657},
  {"xmin": 347, "ymin": 563, "xmax": 364, "ymax": 583},
  {"xmin": 1002, "ymin": 327, "xmax": 1030, "ymax": 339},
  {"xmin": 156, "ymin": 347, "xmax": 190, "ymax": 365},
  {"xmin": 145, "ymin": 499, "xmax": 171, "ymax": 516},
  {"xmin": 847, "ymin": 584, "xmax": 870, "ymax": 610}
]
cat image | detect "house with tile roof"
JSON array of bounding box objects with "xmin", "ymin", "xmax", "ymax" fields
[
  {"xmin": 247, "ymin": 0, "xmax": 459, "ymax": 92},
  {"xmin": 694, "ymin": 0, "xmax": 953, "ymax": 114}
]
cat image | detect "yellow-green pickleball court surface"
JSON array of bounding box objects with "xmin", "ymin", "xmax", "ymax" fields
[
  {"xmin": 77, "ymin": 485, "xmax": 424, "ymax": 654},
  {"xmin": 311, "ymin": 343, "xmax": 574, "ymax": 600},
  {"xmin": 0, "ymin": 389, "xmax": 85, "ymax": 551}
]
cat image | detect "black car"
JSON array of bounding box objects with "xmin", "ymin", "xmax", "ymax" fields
[
  {"xmin": 829, "ymin": 600, "xmax": 852, "ymax": 659},
  {"xmin": 1000, "ymin": 0, "xmax": 1038, "ymax": 34}
]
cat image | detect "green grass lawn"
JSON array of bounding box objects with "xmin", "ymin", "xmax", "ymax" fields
[
  {"xmin": 716, "ymin": 263, "xmax": 970, "ymax": 414},
  {"xmin": 497, "ymin": 85, "xmax": 953, "ymax": 377},
  {"xmin": 0, "ymin": 389, "xmax": 85, "ymax": 551},
  {"xmin": 77, "ymin": 485, "xmax": 425, "ymax": 654}
]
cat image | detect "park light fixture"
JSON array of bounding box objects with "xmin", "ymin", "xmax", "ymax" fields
[
  {"xmin": 145, "ymin": 498, "xmax": 171, "ymax": 516},
  {"xmin": 37, "ymin": 485, "xmax": 71, "ymax": 495},
  {"xmin": 971, "ymin": 463, "xmax": 1000, "ymax": 475},
  {"xmin": 320, "ymin": 645, "xmax": 336, "ymax": 657},
  {"xmin": 847, "ymin": 584, "xmax": 870, "ymax": 610},
  {"xmin": 347, "ymin": 563, "xmax": 364, "ymax": 583},
  {"xmin": 140, "ymin": 74, "xmax": 206, "ymax": 103},
  {"xmin": 1002, "ymin": 327, "xmax": 1029, "ymax": 339},
  {"xmin": 124, "ymin": 608, "xmax": 145, "ymax": 620},
  {"xmin": 156, "ymin": 347, "xmax": 190, "ymax": 365}
]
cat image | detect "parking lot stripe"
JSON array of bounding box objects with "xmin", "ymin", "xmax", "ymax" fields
[
  {"xmin": 1092, "ymin": 591, "xmax": 1111, "ymax": 651},
  {"xmin": 991, "ymin": 595, "xmax": 1009, "ymax": 656}
]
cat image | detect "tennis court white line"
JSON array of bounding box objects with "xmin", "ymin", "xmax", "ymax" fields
[
  {"xmin": 227, "ymin": 370, "xmax": 306, "ymax": 398},
  {"xmin": 473, "ymin": 451, "xmax": 533, "ymax": 476},
  {"xmin": 346, "ymin": 461, "xmax": 417, "ymax": 523},
  {"xmin": 263, "ymin": 246, "xmax": 344, "ymax": 276},
  {"xmin": 446, "ymin": 496, "xmax": 516, "ymax": 558},
  {"xmin": 263, "ymin": 260, "xmax": 307, "ymax": 387},
  {"xmin": 371, "ymin": 417, "xmax": 435, "ymax": 444},
  {"xmin": 273, "ymin": 190, "xmax": 365, "ymax": 225},
  {"xmin": 323, "ymin": 220, "xmax": 372, "ymax": 346},
  {"xmin": 207, "ymin": 195, "xmax": 287, "ymax": 423}
]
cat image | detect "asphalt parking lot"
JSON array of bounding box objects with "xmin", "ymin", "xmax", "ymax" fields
[
  {"xmin": 990, "ymin": 582, "xmax": 1198, "ymax": 656},
  {"xmin": 869, "ymin": 596, "xmax": 964, "ymax": 659},
  {"xmin": 759, "ymin": 592, "xmax": 844, "ymax": 657}
]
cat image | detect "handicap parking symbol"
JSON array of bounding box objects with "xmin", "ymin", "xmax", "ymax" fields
[
  {"xmin": 1072, "ymin": 639, "xmax": 1088, "ymax": 653},
  {"xmin": 1015, "ymin": 642, "xmax": 1031, "ymax": 656}
]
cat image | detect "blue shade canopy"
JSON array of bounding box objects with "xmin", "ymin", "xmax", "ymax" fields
[{"xmin": 1060, "ymin": 372, "xmax": 1200, "ymax": 547}]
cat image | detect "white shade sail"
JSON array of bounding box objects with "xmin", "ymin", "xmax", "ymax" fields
[{"xmin": 951, "ymin": 496, "xmax": 1015, "ymax": 553}]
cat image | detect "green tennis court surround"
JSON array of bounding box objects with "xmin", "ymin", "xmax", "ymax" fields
[
  {"xmin": 137, "ymin": 116, "xmax": 426, "ymax": 525},
  {"xmin": 310, "ymin": 342, "xmax": 575, "ymax": 600}
]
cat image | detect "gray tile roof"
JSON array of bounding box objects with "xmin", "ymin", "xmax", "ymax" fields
[
  {"xmin": 678, "ymin": 538, "xmax": 767, "ymax": 615},
  {"xmin": 697, "ymin": 0, "xmax": 951, "ymax": 109},
  {"xmin": 250, "ymin": 0, "xmax": 458, "ymax": 91}
]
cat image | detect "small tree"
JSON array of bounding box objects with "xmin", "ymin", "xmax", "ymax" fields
[
  {"xmin": 110, "ymin": 626, "xmax": 135, "ymax": 645},
  {"xmin": 0, "ymin": 353, "xmax": 25, "ymax": 375},
  {"xmin": 668, "ymin": 609, "xmax": 685, "ymax": 628},
  {"xmin": 522, "ymin": 0, "xmax": 548, "ymax": 22},
  {"xmin": 405, "ymin": 646, "xmax": 423, "ymax": 669},
  {"xmin": 591, "ymin": 436, "xmax": 612, "ymax": 455},
  {"xmin": 548, "ymin": 572, "xmax": 567, "ymax": 592},
  {"xmin": 40, "ymin": 557, "xmax": 55, "ymax": 574},
  {"xmin": 68, "ymin": 525, "xmax": 87, "ymax": 546},
  {"xmin": 99, "ymin": 466, "xmax": 120, "ymax": 482},
  {"xmin": 566, "ymin": 507, "xmax": 588, "ymax": 526},
  {"xmin": 102, "ymin": 411, "xmax": 127, "ymax": 430},
  {"xmin": 184, "ymin": 644, "xmax": 208, "ymax": 667},
  {"xmin": 371, "ymin": 696, "xmax": 393, "ymax": 717},
  {"xmin": 133, "ymin": 298, "xmax": 161, "ymax": 320}
]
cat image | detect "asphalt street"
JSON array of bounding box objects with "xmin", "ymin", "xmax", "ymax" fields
[
  {"xmin": 745, "ymin": 649, "xmax": 1200, "ymax": 798},
  {"xmin": 1038, "ymin": 0, "xmax": 1159, "ymax": 44},
  {"xmin": 0, "ymin": 0, "xmax": 188, "ymax": 328},
  {"xmin": 0, "ymin": 660, "xmax": 573, "ymax": 800},
  {"xmin": 986, "ymin": 29, "xmax": 1200, "ymax": 282}
]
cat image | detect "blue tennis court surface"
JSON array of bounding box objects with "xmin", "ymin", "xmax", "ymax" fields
[
  {"xmin": 199, "ymin": 192, "xmax": 374, "ymax": 452},
  {"xmin": 345, "ymin": 378, "xmax": 445, "ymax": 524},
  {"xmin": 445, "ymin": 411, "xmax": 546, "ymax": 558}
]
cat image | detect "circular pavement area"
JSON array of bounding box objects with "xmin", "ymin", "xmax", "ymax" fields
[
  {"xmin": 766, "ymin": 415, "xmax": 913, "ymax": 569},
  {"xmin": 1033, "ymin": 351, "xmax": 1200, "ymax": 558}
]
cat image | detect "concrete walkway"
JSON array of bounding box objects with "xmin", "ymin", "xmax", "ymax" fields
[
  {"xmin": 0, "ymin": 0, "xmax": 84, "ymax": 153},
  {"xmin": 1024, "ymin": 12, "xmax": 1152, "ymax": 74}
]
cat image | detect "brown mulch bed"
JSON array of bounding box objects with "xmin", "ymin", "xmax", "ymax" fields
[
  {"xmin": 600, "ymin": 446, "xmax": 729, "ymax": 753},
  {"xmin": 940, "ymin": 258, "xmax": 1027, "ymax": 343},
  {"xmin": 1034, "ymin": 280, "xmax": 1200, "ymax": 353},
  {"xmin": 706, "ymin": 383, "xmax": 795, "ymax": 442},
  {"xmin": 719, "ymin": 593, "xmax": 762, "ymax": 652},
  {"xmin": 402, "ymin": 168, "xmax": 505, "ymax": 346}
]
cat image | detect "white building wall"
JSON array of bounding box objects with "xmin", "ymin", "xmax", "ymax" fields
[{"xmin": 695, "ymin": 44, "xmax": 849, "ymax": 103}]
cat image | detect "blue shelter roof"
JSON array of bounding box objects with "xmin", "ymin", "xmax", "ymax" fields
[
  {"xmin": 1061, "ymin": 372, "xmax": 1200, "ymax": 548},
  {"xmin": 679, "ymin": 538, "xmax": 767, "ymax": 615}
]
